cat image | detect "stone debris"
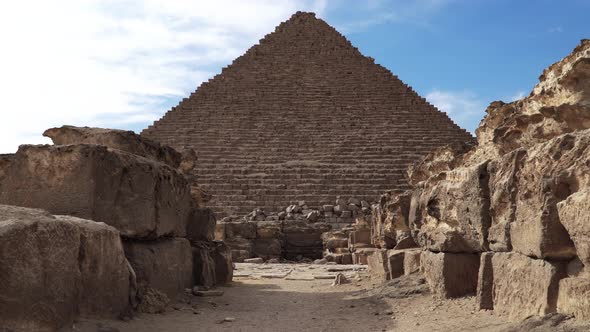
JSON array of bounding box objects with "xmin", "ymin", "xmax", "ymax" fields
[
  {"xmin": 193, "ymin": 289, "xmax": 225, "ymax": 297},
  {"xmin": 332, "ymin": 273, "xmax": 349, "ymax": 286}
]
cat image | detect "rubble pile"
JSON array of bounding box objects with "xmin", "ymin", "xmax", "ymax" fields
[{"xmin": 368, "ymin": 39, "xmax": 590, "ymax": 321}]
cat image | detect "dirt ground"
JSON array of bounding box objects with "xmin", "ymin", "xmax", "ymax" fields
[{"xmin": 68, "ymin": 263, "xmax": 587, "ymax": 332}]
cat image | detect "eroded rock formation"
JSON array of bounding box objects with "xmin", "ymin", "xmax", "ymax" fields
[{"xmin": 370, "ymin": 39, "xmax": 590, "ymax": 321}]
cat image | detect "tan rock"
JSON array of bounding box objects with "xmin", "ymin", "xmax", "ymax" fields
[
  {"xmin": 0, "ymin": 144, "xmax": 192, "ymax": 239},
  {"xmin": 43, "ymin": 125, "xmax": 183, "ymax": 169},
  {"xmin": 409, "ymin": 161, "xmax": 491, "ymax": 253},
  {"xmin": 403, "ymin": 249, "xmax": 421, "ymax": 276},
  {"xmin": 407, "ymin": 141, "xmax": 474, "ymax": 186},
  {"xmin": 0, "ymin": 205, "xmax": 131, "ymax": 332},
  {"xmin": 420, "ymin": 251, "xmax": 479, "ymax": 298},
  {"xmin": 253, "ymin": 238, "xmax": 283, "ymax": 259},
  {"xmin": 371, "ymin": 191, "xmax": 412, "ymax": 249},
  {"xmin": 557, "ymin": 189, "xmax": 590, "ymax": 267},
  {"xmin": 256, "ymin": 221, "xmax": 283, "ymax": 239},
  {"xmin": 192, "ymin": 241, "xmax": 233, "ymax": 287},
  {"xmin": 510, "ymin": 131, "xmax": 590, "ymax": 260},
  {"xmin": 490, "ymin": 252, "xmax": 566, "ymax": 320},
  {"xmin": 225, "ymin": 221, "xmax": 257, "ymax": 239},
  {"xmin": 558, "ymin": 276, "xmax": 590, "ymax": 320},
  {"xmin": 367, "ymin": 249, "xmax": 390, "ymax": 281},
  {"xmin": 476, "ymin": 252, "xmax": 494, "ymax": 310},
  {"xmin": 124, "ymin": 238, "xmax": 193, "ymax": 299}
]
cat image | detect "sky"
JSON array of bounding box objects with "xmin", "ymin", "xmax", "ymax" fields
[{"xmin": 0, "ymin": 0, "xmax": 588, "ymax": 153}]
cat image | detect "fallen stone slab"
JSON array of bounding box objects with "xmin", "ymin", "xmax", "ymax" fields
[
  {"xmin": 0, "ymin": 144, "xmax": 192, "ymax": 239},
  {"xmin": 0, "ymin": 205, "xmax": 132, "ymax": 332},
  {"xmin": 420, "ymin": 251, "xmax": 479, "ymax": 298},
  {"xmin": 261, "ymin": 273, "xmax": 290, "ymax": 279},
  {"xmin": 124, "ymin": 237, "xmax": 193, "ymax": 300},
  {"xmin": 314, "ymin": 274, "xmax": 337, "ymax": 279},
  {"xmin": 285, "ymin": 275, "xmax": 315, "ymax": 281}
]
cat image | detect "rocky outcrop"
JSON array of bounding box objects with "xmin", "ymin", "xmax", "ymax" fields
[
  {"xmin": 0, "ymin": 144, "xmax": 193, "ymax": 239},
  {"xmin": 368, "ymin": 40, "xmax": 590, "ymax": 320},
  {"xmin": 0, "ymin": 205, "xmax": 132, "ymax": 332},
  {"xmin": 371, "ymin": 191, "xmax": 414, "ymax": 249}
]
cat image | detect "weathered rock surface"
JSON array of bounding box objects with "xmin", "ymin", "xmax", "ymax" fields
[
  {"xmin": 420, "ymin": 251, "xmax": 480, "ymax": 298},
  {"xmin": 0, "ymin": 205, "xmax": 131, "ymax": 332},
  {"xmin": 192, "ymin": 241, "xmax": 233, "ymax": 287},
  {"xmin": 558, "ymin": 276, "xmax": 590, "ymax": 320},
  {"xmin": 478, "ymin": 252, "xmax": 566, "ymax": 320},
  {"xmin": 510, "ymin": 131, "xmax": 589, "ymax": 259},
  {"xmin": 367, "ymin": 249, "xmax": 390, "ymax": 281},
  {"xmin": 124, "ymin": 238, "xmax": 193, "ymax": 299},
  {"xmin": 410, "ymin": 162, "xmax": 491, "ymax": 253},
  {"xmin": 0, "ymin": 144, "xmax": 192, "ymax": 239},
  {"xmin": 557, "ymin": 189, "xmax": 590, "ymax": 268},
  {"xmin": 224, "ymin": 221, "xmax": 257, "ymax": 239},
  {"xmin": 283, "ymin": 221, "xmax": 331, "ymax": 259},
  {"xmin": 402, "ymin": 249, "xmax": 421, "ymax": 276},
  {"xmin": 407, "ymin": 141, "xmax": 474, "ymax": 186},
  {"xmin": 371, "ymin": 191, "xmax": 412, "ymax": 249},
  {"xmin": 465, "ymin": 40, "xmax": 590, "ymax": 166},
  {"xmin": 43, "ymin": 125, "xmax": 184, "ymax": 169},
  {"xmin": 253, "ymin": 238, "xmax": 283, "ymax": 259},
  {"xmin": 187, "ymin": 208, "xmax": 216, "ymax": 243}
]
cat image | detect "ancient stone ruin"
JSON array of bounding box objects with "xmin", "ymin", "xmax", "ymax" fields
[
  {"xmin": 369, "ymin": 39, "xmax": 590, "ymax": 320},
  {"xmin": 141, "ymin": 11, "xmax": 474, "ymax": 218},
  {"xmin": 0, "ymin": 127, "xmax": 232, "ymax": 331},
  {"xmin": 1, "ymin": 9, "xmax": 590, "ymax": 332}
]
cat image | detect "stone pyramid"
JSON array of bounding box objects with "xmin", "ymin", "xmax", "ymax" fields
[{"xmin": 141, "ymin": 11, "xmax": 474, "ymax": 217}]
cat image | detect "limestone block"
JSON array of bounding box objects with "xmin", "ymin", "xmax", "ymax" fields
[
  {"xmin": 558, "ymin": 277, "xmax": 590, "ymax": 320},
  {"xmin": 387, "ymin": 250, "xmax": 405, "ymax": 279},
  {"xmin": 486, "ymin": 149, "xmax": 526, "ymax": 252},
  {"xmin": 341, "ymin": 253, "xmax": 353, "ymax": 265},
  {"xmin": 256, "ymin": 220, "xmax": 283, "ymax": 239},
  {"xmin": 403, "ymin": 249, "xmax": 422, "ymax": 276},
  {"xmin": 225, "ymin": 221, "xmax": 257, "ymax": 239},
  {"xmin": 124, "ymin": 238, "xmax": 193, "ymax": 300},
  {"xmin": 283, "ymin": 221, "xmax": 331, "ymax": 259},
  {"xmin": 253, "ymin": 238, "xmax": 283, "ymax": 259},
  {"xmin": 489, "ymin": 252, "xmax": 566, "ymax": 320},
  {"xmin": 43, "ymin": 125, "xmax": 183, "ymax": 169},
  {"xmin": 349, "ymin": 229, "xmax": 371, "ymax": 250},
  {"xmin": 192, "ymin": 241, "xmax": 233, "ymax": 287},
  {"xmin": 367, "ymin": 250, "xmax": 390, "ymax": 281},
  {"xmin": 410, "ymin": 162, "xmax": 491, "ymax": 253},
  {"xmin": 557, "ymin": 189, "xmax": 590, "ymax": 267},
  {"xmin": 187, "ymin": 208, "xmax": 216, "ymax": 243},
  {"xmin": 322, "ymin": 231, "xmax": 349, "ymax": 251},
  {"xmin": 223, "ymin": 237, "xmax": 254, "ymax": 263},
  {"xmin": 0, "ymin": 205, "xmax": 131, "ymax": 332},
  {"xmin": 372, "ymin": 191, "xmax": 412, "ymax": 249},
  {"xmin": 510, "ymin": 132, "xmax": 590, "ymax": 260},
  {"xmin": 0, "ymin": 144, "xmax": 192, "ymax": 239},
  {"xmin": 420, "ymin": 251, "xmax": 480, "ymax": 298}
]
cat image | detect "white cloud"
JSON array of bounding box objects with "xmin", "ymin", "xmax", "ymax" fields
[
  {"xmin": 0, "ymin": 0, "xmax": 326, "ymax": 153},
  {"xmin": 425, "ymin": 89, "xmax": 485, "ymax": 133},
  {"xmin": 508, "ymin": 91, "xmax": 527, "ymax": 102}
]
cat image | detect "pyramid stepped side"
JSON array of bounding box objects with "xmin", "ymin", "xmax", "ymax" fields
[{"xmin": 142, "ymin": 12, "xmax": 474, "ymax": 217}]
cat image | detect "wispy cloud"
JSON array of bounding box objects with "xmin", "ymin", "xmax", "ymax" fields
[
  {"xmin": 426, "ymin": 89, "xmax": 485, "ymax": 133},
  {"xmin": 0, "ymin": 0, "xmax": 326, "ymax": 153}
]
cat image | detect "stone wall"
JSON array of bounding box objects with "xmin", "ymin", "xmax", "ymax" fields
[
  {"xmin": 369, "ymin": 39, "xmax": 590, "ymax": 320},
  {"xmin": 141, "ymin": 11, "xmax": 474, "ymax": 218},
  {"xmin": 0, "ymin": 127, "xmax": 233, "ymax": 330}
]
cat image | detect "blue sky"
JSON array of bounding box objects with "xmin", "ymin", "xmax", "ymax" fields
[{"xmin": 0, "ymin": 0, "xmax": 588, "ymax": 152}]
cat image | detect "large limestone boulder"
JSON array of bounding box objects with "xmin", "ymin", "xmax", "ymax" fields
[
  {"xmin": 186, "ymin": 208, "xmax": 216, "ymax": 243},
  {"xmin": 557, "ymin": 189, "xmax": 590, "ymax": 268},
  {"xmin": 477, "ymin": 252, "xmax": 566, "ymax": 320},
  {"xmin": 420, "ymin": 251, "xmax": 480, "ymax": 298},
  {"xmin": 192, "ymin": 241, "xmax": 233, "ymax": 287},
  {"xmin": 407, "ymin": 141, "xmax": 475, "ymax": 186},
  {"xmin": 124, "ymin": 238, "xmax": 193, "ymax": 299},
  {"xmin": 371, "ymin": 191, "xmax": 413, "ymax": 249},
  {"xmin": 0, "ymin": 205, "xmax": 131, "ymax": 332},
  {"xmin": 409, "ymin": 162, "xmax": 491, "ymax": 253},
  {"xmin": 43, "ymin": 125, "xmax": 183, "ymax": 169},
  {"xmin": 510, "ymin": 131, "xmax": 590, "ymax": 259},
  {"xmin": 0, "ymin": 144, "xmax": 192, "ymax": 239},
  {"xmin": 558, "ymin": 277, "xmax": 590, "ymax": 320}
]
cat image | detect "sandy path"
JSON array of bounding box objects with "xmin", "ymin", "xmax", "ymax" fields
[{"xmin": 68, "ymin": 263, "xmax": 550, "ymax": 332}]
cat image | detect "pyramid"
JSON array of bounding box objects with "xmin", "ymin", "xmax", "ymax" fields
[{"xmin": 141, "ymin": 12, "xmax": 474, "ymax": 217}]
